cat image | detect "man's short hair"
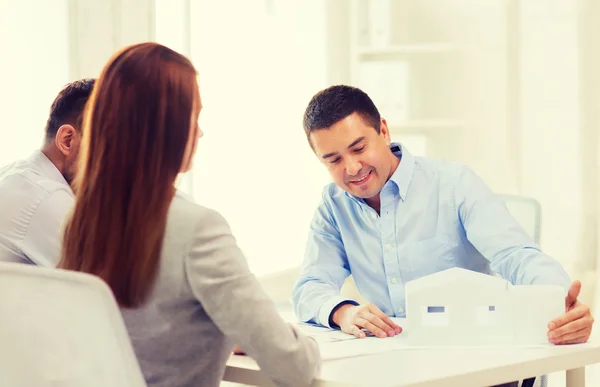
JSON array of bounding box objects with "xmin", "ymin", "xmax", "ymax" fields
[
  {"xmin": 44, "ymin": 78, "xmax": 96, "ymax": 143},
  {"xmin": 303, "ymin": 85, "xmax": 381, "ymax": 139}
]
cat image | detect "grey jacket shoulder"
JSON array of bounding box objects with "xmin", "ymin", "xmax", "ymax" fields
[
  {"xmin": 163, "ymin": 192, "xmax": 225, "ymax": 257},
  {"xmin": 140, "ymin": 192, "xmax": 321, "ymax": 387},
  {"xmin": 167, "ymin": 191, "xmax": 216, "ymax": 228}
]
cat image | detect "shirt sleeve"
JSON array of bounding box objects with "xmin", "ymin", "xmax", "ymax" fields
[
  {"xmin": 455, "ymin": 165, "xmax": 571, "ymax": 291},
  {"xmin": 292, "ymin": 195, "xmax": 358, "ymax": 328},
  {"xmin": 184, "ymin": 208, "xmax": 320, "ymax": 387},
  {"xmin": 21, "ymin": 188, "xmax": 74, "ymax": 267}
]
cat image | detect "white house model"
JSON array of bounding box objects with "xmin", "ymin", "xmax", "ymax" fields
[{"xmin": 405, "ymin": 267, "xmax": 565, "ymax": 347}]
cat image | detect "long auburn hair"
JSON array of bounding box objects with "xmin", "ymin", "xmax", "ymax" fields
[{"xmin": 60, "ymin": 42, "xmax": 199, "ymax": 308}]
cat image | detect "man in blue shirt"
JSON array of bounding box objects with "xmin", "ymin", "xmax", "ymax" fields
[{"xmin": 292, "ymin": 85, "xmax": 593, "ymax": 345}]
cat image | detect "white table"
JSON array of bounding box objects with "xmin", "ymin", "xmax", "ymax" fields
[
  {"xmin": 225, "ymin": 341, "xmax": 600, "ymax": 386},
  {"xmin": 224, "ymin": 302, "xmax": 600, "ymax": 386}
]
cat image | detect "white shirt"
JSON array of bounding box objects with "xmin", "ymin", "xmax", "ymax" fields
[{"xmin": 0, "ymin": 151, "xmax": 74, "ymax": 266}]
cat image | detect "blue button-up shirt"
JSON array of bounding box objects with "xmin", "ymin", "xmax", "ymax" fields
[{"xmin": 292, "ymin": 143, "xmax": 571, "ymax": 327}]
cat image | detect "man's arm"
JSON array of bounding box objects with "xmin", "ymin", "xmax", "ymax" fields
[
  {"xmin": 455, "ymin": 166, "xmax": 571, "ymax": 289},
  {"xmin": 292, "ymin": 199, "xmax": 357, "ymax": 327},
  {"xmin": 21, "ymin": 188, "xmax": 74, "ymax": 267},
  {"xmin": 292, "ymin": 197, "xmax": 401, "ymax": 338},
  {"xmin": 455, "ymin": 166, "xmax": 593, "ymax": 344}
]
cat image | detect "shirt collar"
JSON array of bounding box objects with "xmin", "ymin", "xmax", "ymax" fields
[
  {"xmin": 388, "ymin": 142, "xmax": 414, "ymax": 201},
  {"xmin": 29, "ymin": 150, "xmax": 70, "ymax": 187},
  {"xmin": 344, "ymin": 142, "xmax": 415, "ymax": 203}
]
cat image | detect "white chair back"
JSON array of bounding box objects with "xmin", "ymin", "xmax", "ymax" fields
[
  {"xmin": 257, "ymin": 267, "xmax": 301, "ymax": 303},
  {"xmin": 499, "ymin": 194, "xmax": 542, "ymax": 244},
  {"xmin": 258, "ymin": 266, "xmax": 367, "ymax": 305},
  {"xmin": 0, "ymin": 262, "xmax": 147, "ymax": 387}
]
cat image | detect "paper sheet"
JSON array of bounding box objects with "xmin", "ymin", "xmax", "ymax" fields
[
  {"xmin": 318, "ymin": 333, "xmax": 409, "ymax": 361},
  {"xmin": 291, "ymin": 318, "xmax": 408, "ymax": 360},
  {"xmin": 294, "ymin": 318, "xmax": 570, "ymax": 361}
]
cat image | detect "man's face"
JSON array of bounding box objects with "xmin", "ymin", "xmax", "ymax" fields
[{"xmin": 309, "ymin": 112, "xmax": 395, "ymax": 199}]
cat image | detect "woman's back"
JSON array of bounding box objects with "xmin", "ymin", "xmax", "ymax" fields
[
  {"xmin": 121, "ymin": 192, "xmax": 320, "ymax": 387},
  {"xmin": 60, "ymin": 42, "xmax": 320, "ymax": 387}
]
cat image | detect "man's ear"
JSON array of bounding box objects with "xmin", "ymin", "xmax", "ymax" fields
[
  {"xmin": 55, "ymin": 124, "xmax": 77, "ymax": 157},
  {"xmin": 380, "ymin": 118, "xmax": 391, "ymax": 145}
]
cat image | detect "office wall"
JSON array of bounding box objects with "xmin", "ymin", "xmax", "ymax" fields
[
  {"xmin": 189, "ymin": 0, "xmax": 332, "ymax": 275},
  {"xmin": 0, "ymin": 0, "xmax": 69, "ymax": 165},
  {"xmin": 2, "ymin": 0, "xmax": 599, "ymax": 301},
  {"xmin": 518, "ymin": 0, "xmax": 599, "ymax": 306},
  {"xmin": 0, "ymin": 0, "xmax": 157, "ymax": 168},
  {"xmin": 519, "ymin": 1, "xmax": 583, "ymax": 273}
]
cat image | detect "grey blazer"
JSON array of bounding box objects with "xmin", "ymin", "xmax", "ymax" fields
[{"xmin": 120, "ymin": 193, "xmax": 320, "ymax": 387}]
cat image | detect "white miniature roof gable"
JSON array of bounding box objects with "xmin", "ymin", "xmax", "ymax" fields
[{"xmin": 406, "ymin": 267, "xmax": 509, "ymax": 293}]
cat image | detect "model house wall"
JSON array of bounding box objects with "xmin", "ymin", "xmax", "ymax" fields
[{"xmin": 405, "ymin": 267, "xmax": 565, "ymax": 346}]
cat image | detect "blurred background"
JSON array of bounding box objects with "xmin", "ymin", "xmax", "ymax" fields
[{"xmin": 1, "ymin": 0, "xmax": 600, "ymax": 315}]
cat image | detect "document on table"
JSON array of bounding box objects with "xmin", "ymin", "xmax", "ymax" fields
[
  {"xmin": 294, "ymin": 318, "xmax": 409, "ymax": 360},
  {"xmin": 295, "ymin": 322, "xmax": 364, "ymax": 344}
]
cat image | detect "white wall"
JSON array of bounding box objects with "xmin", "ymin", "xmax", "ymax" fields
[
  {"xmin": 68, "ymin": 0, "xmax": 155, "ymax": 79},
  {"xmin": 0, "ymin": 0, "xmax": 69, "ymax": 165},
  {"xmin": 518, "ymin": 0, "xmax": 584, "ymax": 277},
  {"xmin": 2, "ymin": 0, "xmax": 598, "ymax": 290},
  {"xmin": 0, "ymin": 0, "xmax": 158, "ymax": 168},
  {"xmin": 513, "ymin": 0, "xmax": 600, "ymax": 307},
  {"xmin": 189, "ymin": 0, "xmax": 332, "ymax": 275},
  {"xmin": 579, "ymin": 0, "xmax": 600, "ymax": 312}
]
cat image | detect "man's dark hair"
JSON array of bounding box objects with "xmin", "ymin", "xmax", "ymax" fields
[
  {"xmin": 44, "ymin": 78, "xmax": 96, "ymax": 143},
  {"xmin": 303, "ymin": 85, "xmax": 381, "ymax": 141}
]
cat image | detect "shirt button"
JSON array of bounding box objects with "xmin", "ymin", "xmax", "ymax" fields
[
  {"xmin": 385, "ymin": 243, "xmax": 393, "ymax": 250},
  {"xmin": 371, "ymin": 213, "xmax": 377, "ymax": 219},
  {"xmin": 391, "ymin": 277, "xmax": 398, "ymax": 284},
  {"xmin": 398, "ymin": 307, "xmax": 405, "ymax": 314}
]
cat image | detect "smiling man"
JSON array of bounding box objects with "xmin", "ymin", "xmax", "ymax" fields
[{"xmin": 292, "ymin": 85, "xmax": 593, "ymax": 349}]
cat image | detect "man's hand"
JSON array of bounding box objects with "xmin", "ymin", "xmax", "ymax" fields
[
  {"xmin": 548, "ymin": 280, "xmax": 594, "ymax": 345},
  {"xmin": 332, "ymin": 303, "xmax": 402, "ymax": 338}
]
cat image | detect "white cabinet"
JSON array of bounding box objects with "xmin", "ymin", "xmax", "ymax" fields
[{"xmin": 347, "ymin": 0, "xmax": 518, "ymax": 192}]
